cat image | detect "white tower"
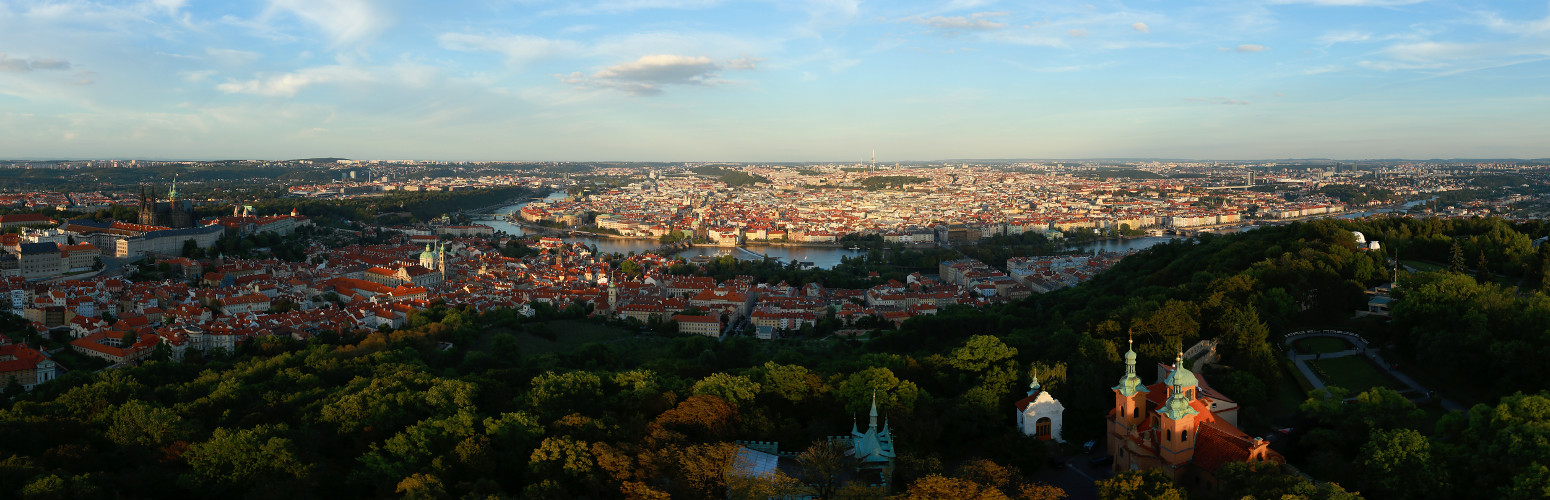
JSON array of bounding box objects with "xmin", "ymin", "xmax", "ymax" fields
[{"xmin": 1014, "ymin": 370, "xmax": 1066, "ymax": 442}]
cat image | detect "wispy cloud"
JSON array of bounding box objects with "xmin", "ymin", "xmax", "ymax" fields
[
  {"xmin": 0, "ymin": 53, "xmax": 72, "ymax": 72},
  {"xmin": 1237, "ymin": 44, "xmax": 1268, "ymax": 52},
  {"xmin": 438, "ymin": 33, "xmax": 586, "ymax": 67},
  {"xmin": 1185, "ymin": 97, "xmax": 1250, "ymax": 105},
  {"xmin": 1132, "ymin": 22, "xmax": 1150, "ymax": 33},
  {"xmin": 1317, "ymin": 30, "xmax": 1372, "ymax": 46},
  {"xmin": 264, "ymin": 0, "xmax": 390, "ymax": 46},
  {"xmin": 216, "ymin": 65, "xmax": 375, "ymax": 97},
  {"xmin": 559, "ymin": 54, "xmax": 757, "ymax": 95},
  {"xmin": 1267, "ymin": 0, "xmax": 1424, "ymax": 6},
  {"xmin": 905, "ymin": 12, "xmax": 1009, "ymax": 32}
]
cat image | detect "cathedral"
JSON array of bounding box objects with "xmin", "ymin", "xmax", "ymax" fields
[
  {"xmin": 1107, "ymin": 339, "xmax": 1282, "ymax": 490},
  {"xmin": 137, "ymin": 179, "xmax": 196, "ymax": 229}
]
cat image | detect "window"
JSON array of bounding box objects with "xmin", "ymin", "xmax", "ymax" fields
[
  {"xmin": 1182, "ymin": 430, "xmax": 1189, "ymax": 441},
  {"xmin": 1133, "ymin": 407, "xmax": 1139, "ymax": 418},
  {"xmin": 1166, "ymin": 430, "xmax": 1172, "ymax": 441}
]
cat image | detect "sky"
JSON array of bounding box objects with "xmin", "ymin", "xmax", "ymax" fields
[{"xmin": 1, "ymin": 0, "xmax": 1548, "ymax": 161}]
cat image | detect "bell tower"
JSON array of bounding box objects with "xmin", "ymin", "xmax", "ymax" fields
[
  {"xmin": 1157, "ymin": 352, "xmax": 1201, "ymax": 469},
  {"xmin": 1109, "ymin": 337, "xmax": 1150, "ymax": 461}
]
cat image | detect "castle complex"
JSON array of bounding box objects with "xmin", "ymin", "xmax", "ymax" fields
[{"xmin": 137, "ymin": 179, "xmax": 196, "ymax": 229}]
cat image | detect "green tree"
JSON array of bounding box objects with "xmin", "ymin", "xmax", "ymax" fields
[
  {"xmin": 1449, "ymin": 241, "xmax": 1465, "ymax": 273},
  {"xmin": 1217, "ymin": 460, "xmax": 1362, "ymax": 500},
  {"xmin": 182, "ymin": 424, "xmax": 313, "ymax": 493},
  {"xmin": 1357, "ymin": 428, "xmax": 1444, "ymax": 500},
  {"xmin": 1096, "ymin": 469, "xmax": 1185, "ymax": 500},
  {"xmin": 948, "ymin": 335, "xmax": 1019, "ymax": 373},
  {"xmin": 690, "ymin": 373, "xmax": 761, "ymax": 406}
]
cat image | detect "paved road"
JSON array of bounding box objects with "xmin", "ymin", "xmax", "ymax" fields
[{"xmin": 1285, "ymin": 331, "xmax": 1463, "ymax": 411}]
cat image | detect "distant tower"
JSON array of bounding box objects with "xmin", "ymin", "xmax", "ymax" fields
[
  {"xmin": 437, "ymin": 240, "xmax": 448, "ymax": 282},
  {"xmin": 871, "ymin": 149, "xmax": 876, "ymax": 171}
]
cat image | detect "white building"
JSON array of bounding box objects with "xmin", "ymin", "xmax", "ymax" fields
[{"xmin": 1014, "ymin": 372, "xmax": 1065, "ymax": 443}]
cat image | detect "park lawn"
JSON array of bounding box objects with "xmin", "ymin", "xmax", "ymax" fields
[
  {"xmin": 1293, "ymin": 337, "xmax": 1352, "ymax": 355},
  {"xmin": 514, "ymin": 320, "xmax": 635, "ymax": 356},
  {"xmin": 1401, "ymin": 260, "xmax": 1445, "ymax": 272},
  {"xmin": 1310, "ymin": 356, "xmax": 1408, "ymax": 394}
]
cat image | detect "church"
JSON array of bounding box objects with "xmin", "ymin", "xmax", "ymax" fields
[
  {"xmin": 1014, "ymin": 370, "xmax": 1065, "ymax": 442},
  {"xmin": 1107, "ymin": 339, "xmax": 1282, "ymax": 490},
  {"xmin": 137, "ymin": 179, "xmax": 196, "ymax": 229}
]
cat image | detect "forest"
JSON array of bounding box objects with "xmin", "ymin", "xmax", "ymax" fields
[
  {"xmin": 2, "ymin": 217, "xmax": 1549, "ymax": 499},
  {"xmin": 691, "ymin": 167, "xmax": 770, "ymax": 188}
]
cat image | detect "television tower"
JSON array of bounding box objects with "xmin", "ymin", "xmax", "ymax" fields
[{"xmin": 871, "ymin": 149, "xmax": 876, "ymax": 171}]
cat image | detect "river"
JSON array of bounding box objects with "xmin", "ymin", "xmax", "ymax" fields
[{"xmin": 473, "ymin": 193, "xmax": 1424, "ymax": 270}]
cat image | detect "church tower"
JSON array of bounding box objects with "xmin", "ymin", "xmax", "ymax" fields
[
  {"xmin": 1109, "ymin": 337, "xmax": 1150, "ymax": 458},
  {"xmin": 1157, "ymin": 352, "xmax": 1201, "ymax": 470},
  {"xmin": 436, "ymin": 240, "xmax": 448, "ymax": 282}
]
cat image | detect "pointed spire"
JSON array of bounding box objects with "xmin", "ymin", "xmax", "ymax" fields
[
  {"xmin": 868, "ymin": 390, "xmax": 879, "ymax": 431},
  {"xmin": 1028, "ymin": 366, "xmax": 1042, "ymax": 396},
  {"xmin": 169, "ymin": 175, "xmax": 179, "ymax": 199}
]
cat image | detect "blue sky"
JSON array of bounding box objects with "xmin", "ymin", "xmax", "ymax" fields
[{"xmin": 1, "ymin": 0, "xmax": 1548, "ymax": 161}]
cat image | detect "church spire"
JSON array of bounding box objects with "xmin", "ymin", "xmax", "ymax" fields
[
  {"xmin": 168, "ymin": 175, "xmax": 179, "ymax": 199},
  {"xmin": 1028, "ymin": 367, "xmax": 1042, "ymax": 396},
  {"xmin": 868, "ymin": 390, "xmax": 879, "ymax": 430}
]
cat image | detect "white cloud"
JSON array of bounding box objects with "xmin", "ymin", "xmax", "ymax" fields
[
  {"xmin": 562, "ymin": 54, "xmax": 754, "ymax": 96},
  {"xmin": 1132, "ymin": 22, "xmax": 1150, "ymax": 33},
  {"xmin": 265, "ymin": 0, "xmax": 389, "ymax": 46},
  {"xmin": 1237, "ymin": 44, "xmax": 1268, "ymax": 52},
  {"xmin": 216, "ymin": 66, "xmax": 375, "ymax": 97},
  {"xmin": 1068, "ymin": 29, "xmax": 1088, "ymax": 37},
  {"xmin": 438, "ymin": 33, "xmax": 586, "ymax": 66}
]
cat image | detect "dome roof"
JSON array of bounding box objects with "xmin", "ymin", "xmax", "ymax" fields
[{"xmin": 1164, "ymin": 354, "xmax": 1198, "ymax": 388}]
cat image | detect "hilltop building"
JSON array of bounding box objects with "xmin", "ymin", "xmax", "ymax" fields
[
  {"xmin": 137, "ymin": 179, "xmax": 196, "ymax": 229},
  {"xmin": 1108, "ymin": 339, "xmax": 1282, "ymax": 491}
]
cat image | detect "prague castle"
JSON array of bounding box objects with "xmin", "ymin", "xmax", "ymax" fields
[{"xmin": 137, "ymin": 179, "xmax": 196, "ymax": 229}]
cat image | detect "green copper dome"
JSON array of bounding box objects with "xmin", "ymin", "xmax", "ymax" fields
[{"xmin": 1163, "ymin": 352, "xmax": 1197, "ymax": 388}]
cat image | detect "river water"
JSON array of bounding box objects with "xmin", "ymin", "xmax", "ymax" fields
[{"xmin": 474, "ymin": 193, "xmax": 1425, "ymax": 270}]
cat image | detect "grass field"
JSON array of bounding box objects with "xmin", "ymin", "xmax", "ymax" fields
[
  {"xmin": 1294, "ymin": 337, "xmax": 1353, "ymax": 355},
  {"xmin": 488, "ymin": 320, "xmax": 635, "ymax": 356},
  {"xmin": 1401, "ymin": 259, "xmax": 1444, "ymax": 272},
  {"xmin": 1310, "ymin": 356, "xmax": 1407, "ymax": 394}
]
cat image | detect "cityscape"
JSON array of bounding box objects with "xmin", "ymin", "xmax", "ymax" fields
[{"xmin": 2, "ymin": 1, "xmax": 1549, "ymax": 500}]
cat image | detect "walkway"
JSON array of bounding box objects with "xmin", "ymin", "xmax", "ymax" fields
[{"xmin": 1283, "ymin": 330, "xmax": 1462, "ymax": 411}]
